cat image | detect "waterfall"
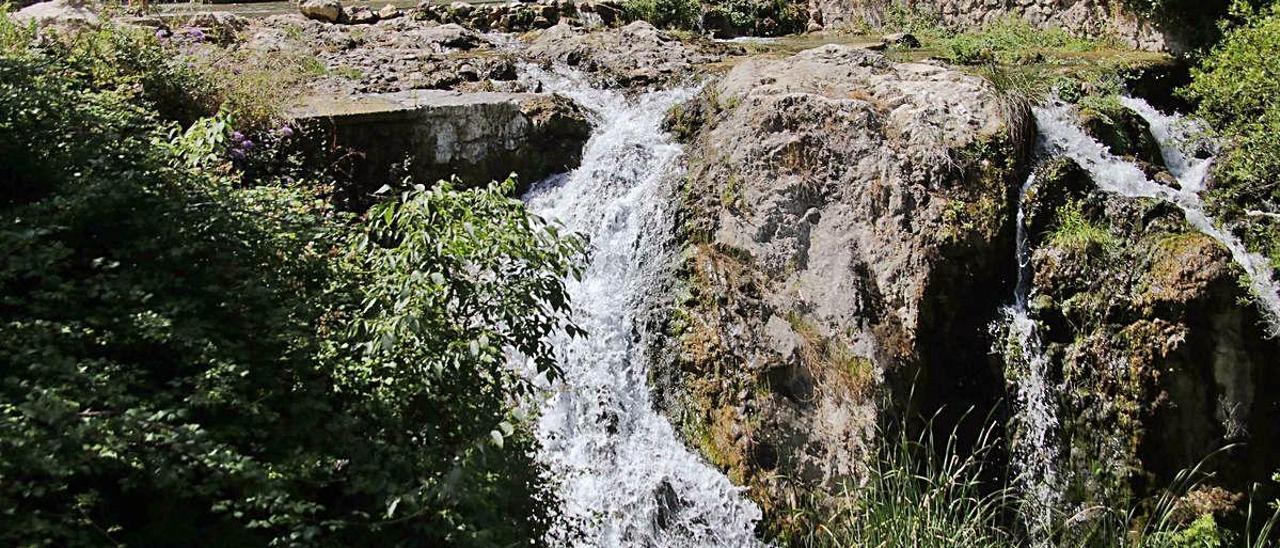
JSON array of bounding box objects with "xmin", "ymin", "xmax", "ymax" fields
[
  {"xmin": 519, "ymin": 67, "xmax": 764, "ymax": 547},
  {"xmin": 1002, "ymin": 97, "xmax": 1280, "ymax": 541},
  {"xmin": 1117, "ymin": 97, "xmax": 1215, "ymax": 192},
  {"xmin": 1001, "ymin": 172, "xmax": 1061, "ymax": 543},
  {"xmin": 1033, "ymin": 100, "xmax": 1280, "ymax": 336}
]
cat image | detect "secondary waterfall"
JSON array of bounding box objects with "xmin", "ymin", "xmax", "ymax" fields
[
  {"xmin": 519, "ymin": 67, "xmax": 763, "ymax": 547},
  {"xmin": 1033, "ymin": 99, "xmax": 1280, "ymax": 336},
  {"xmin": 1005, "ymin": 96, "xmax": 1280, "ymax": 541},
  {"xmin": 1001, "ymin": 171, "xmax": 1061, "ymax": 544}
]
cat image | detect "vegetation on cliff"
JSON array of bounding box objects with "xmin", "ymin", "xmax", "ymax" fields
[
  {"xmin": 0, "ymin": 16, "xmax": 583, "ymax": 546},
  {"xmin": 1185, "ymin": 2, "xmax": 1280, "ymax": 268}
]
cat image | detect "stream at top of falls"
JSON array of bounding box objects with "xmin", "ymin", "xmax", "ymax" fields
[
  {"xmin": 1004, "ymin": 96, "xmax": 1280, "ymax": 543},
  {"xmin": 517, "ymin": 66, "xmax": 764, "ymax": 547}
]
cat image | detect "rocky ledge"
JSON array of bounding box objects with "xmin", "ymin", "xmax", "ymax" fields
[{"xmin": 292, "ymin": 90, "xmax": 590, "ymax": 207}]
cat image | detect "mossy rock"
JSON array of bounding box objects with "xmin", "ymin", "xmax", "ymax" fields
[
  {"xmin": 1023, "ymin": 157, "xmax": 1095, "ymax": 247},
  {"xmin": 1077, "ymin": 97, "xmax": 1166, "ymax": 171}
]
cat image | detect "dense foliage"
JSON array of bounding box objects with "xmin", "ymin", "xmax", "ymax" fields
[
  {"xmin": 1185, "ymin": 3, "xmax": 1280, "ymax": 266},
  {"xmin": 622, "ymin": 0, "xmax": 805, "ymax": 36},
  {"xmin": 0, "ymin": 16, "xmax": 583, "ymax": 546}
]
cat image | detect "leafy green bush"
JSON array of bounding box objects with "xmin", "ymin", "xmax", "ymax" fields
[
  {"xmin": 701, "ymin": 0, "xmax": 805, "ymax": 36},
  {"xmin": 940, "ymin": 17, "xmax": 1102, "ymax": 65},
  {"xmin": 623, "ymin": 0, "xmax": 701, "ymax": 29},
  {"xmin": 0, "ymin": 15, "xmax": 583, "ymax": 546},
  {"xmin": 622, "ymin": 0, "xmax": 805, "ymax": 35},
  {"xmin": 1183, "ymin": 4, "xmax": 1280, "ymax": 266}
]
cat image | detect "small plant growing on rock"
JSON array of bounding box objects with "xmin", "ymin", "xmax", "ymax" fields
[{"xmin": 1050, "ymin": 200, "xmax": 1118, "ymax": 253}]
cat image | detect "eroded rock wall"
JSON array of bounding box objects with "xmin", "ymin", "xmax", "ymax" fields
[
  {"xmin": 292, "ymin": 90, "xmax": 589, "ymax": 207},
  {"xmin": 653, "ymin": 45, "xmax": 1032, "ymax": 531},
  {"xmin": 1016, "ymin": 158, "xmax": 1280, "ymax": 527}
]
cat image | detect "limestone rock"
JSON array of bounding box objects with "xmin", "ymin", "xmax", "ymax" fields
[
  {"xmin": 656, "ymin": 45, "xmax": 1030, "ymax": 516},
  {"xmin": 412, "ymin": 23, "xmax": 482, "ymax": 49},
  {"xmin": 13, "ymin": 0, "xmax": 99, "ymax": 28},
  {"xmin": 525, "ymin": 21, "xmax": 721, "ymax": 86},
  {"xmin": 345, "ymin": 6, "xmax": 378, "ymax": 24},
  {"xmin": 378, "ymin": 4, "xmax": 403, "ymax": 19},
  {"xmin": 807, "ymin": 0, "xmax": 1180, "ymax": 52},
  {"xmin": 300, "ymin": 0, "xmax": 344, "ymax": 23},
  {"xmin": 881, "ymin": 31, "xmax": 920, "ymax": 48},
  {"xmin": 1020, "ymin": 157, "xmax": 1280, "ymax": 511}
]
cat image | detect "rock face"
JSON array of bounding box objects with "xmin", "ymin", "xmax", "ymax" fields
[
  {"xmin": 292, "ymin": 90, "xmax": 590, "ymax": 207},
  {"xmin": 13, "ymin": 0, "xmax": 100, "ymax": 28},
  {"xmin": 525, "ymin": 21, "xmax": 723, "ymax": 87},
  {"xmin": 300, "ymin": 0, "xmax": 345, "ymax": 23},
  {"xmin": 654, "ymin": 45, "xmax": 1030, "ymax": 529},
  {"xmin": 809, "ymin": 0, "xmax": 1194, "ymax": 52},
  {"xmin": 1015, "ymin": 158, "xmax": 1280, "ymax": 527},
  {"xmin": 412, "ymin": 0, "xmax": 626, "ymax": 32},
  {"xmin": 250, "ymin": 15, "xmax": 519, "ymax": 95}
]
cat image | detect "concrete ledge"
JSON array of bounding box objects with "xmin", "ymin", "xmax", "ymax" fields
[{"xmin": 292, "ymin": 90, "xmax": 591, "ymax": 207}]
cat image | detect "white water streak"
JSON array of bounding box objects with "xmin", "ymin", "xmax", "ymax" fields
[
  {"xmin": 1003, "ymin": 172, "xmax": 1061, "ymax": 544},
  {"xmin": 520, "ymin": 66, "xmax": 763, "ymax": 547},
  {"xmin": 1034, "ymin": 100, "xmax": 1280, "ymax": 336}
]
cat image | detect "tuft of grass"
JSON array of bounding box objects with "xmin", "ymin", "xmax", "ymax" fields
[
  {"xmin": 785, "ymin": 409, "xmax": 1015, "ymax": 547},
  {"xmin": 785, "ymin": 311, "xmax": 873, "ymax": 400},
  {"xmin": 1049, "ymin": 200, "xmax": 1117, "ymax": 252},
  {"xmin": 330, "ymin": 64, "xmax": 364, "ymax": 81}
]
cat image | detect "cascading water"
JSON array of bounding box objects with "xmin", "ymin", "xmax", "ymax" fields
[
  {"xmin": 519, "ymin": 67, "xmax": 763, "ymax": 547},
  {"xmin": 1004, "ymin": 96, "xmax": 1280, "ymax": 542},
  {"xmin": 1000, "ymin": 172, "xmax": 1061, "ymax": 544},
  {"xmin": 1033, "ymin": 100, "xmax": 1280, "ymax": 335}
]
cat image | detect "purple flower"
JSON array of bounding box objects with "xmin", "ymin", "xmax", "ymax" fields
[
  {"xmin": 276, "ymin": 126, "xmax": 294, "ymax": 138},
  {"xmin": 186, "ymin": 28, "xmax": 207, "ymax": 43},
  {"xmin": 229, "ymin": 148, "xmax": 246, "ymax": 160},
  {"xmin": 230, "ymin": 131, "xmax": 245, "ymax": 142},
  {"xmin": 155, "ymin": 29, "xmax": 170, "ymax": 40},
  {"xmin": 240, "ymin": 140, "xmax": 255, "ymax": 150}
]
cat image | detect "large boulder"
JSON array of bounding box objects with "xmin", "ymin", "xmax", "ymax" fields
[
  {"xmin": 653, "ymin": 45, "xmax": 1031, "ymax": 529},
  {"xmin": 299, "ymin": 0, "xmax": 344, "ymax": 23},
  {"xmin": 291, "ymin": 90, "xmax": 591, "ymax": 208},
  {"xmin": 1010, "ymin": 158, "xmax": 1280, "ymax": 536},
  {"xmin": 12, "ymin": 0, "xmax": 99, "ymax": 28},
  {"xmin": 524, "ymin": 21, "xmax": 722, "ymax": 87}
]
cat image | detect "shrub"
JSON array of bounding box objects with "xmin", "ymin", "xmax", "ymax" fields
[
  {"xmin": 0, "ymin": 13, "xmax": 583, "ymax": 546},
  {"xmin": 623, "ymin": 0, "xmax": 701, "ymax": 29},
  {"xmin": 1183, "ymin": 4, "xmax": 1280, "ymax": 265},
  {"xmin": 939, "ymin": 17, "xmax": 1103, "ymax": 65}
]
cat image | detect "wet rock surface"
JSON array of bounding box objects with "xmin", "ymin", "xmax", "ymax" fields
[
  {"xmin": 653, "ymin": 44, "xmax": 1030, "ymax": 526},
  {"xmin": 1010, "ymin": 158, "xmax": 1280, "ymax": 523}
]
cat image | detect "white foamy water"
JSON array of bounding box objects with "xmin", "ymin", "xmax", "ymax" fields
[
  {"xmin": 1033, "ymin": 101, "xmax": 1280, "ymax": 336},
  {"xmin": 1001, "ymin": 172, "xmax": 1061, "ymax": 544},
  {"xmin": 520, "ymin": 66, "xmax": 763, "ymax": 547},
  {"xmin": 1118, "ymin": 96, "xmax": 1216, "ymax": 192}
]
